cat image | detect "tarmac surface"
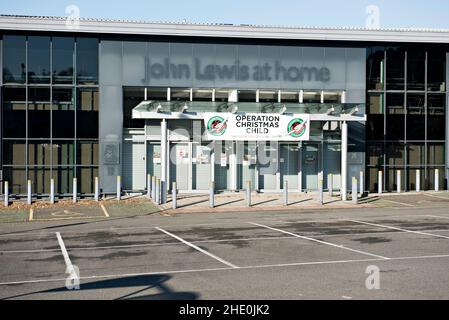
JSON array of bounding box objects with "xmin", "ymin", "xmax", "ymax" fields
[{"xmin": 1, "ymin": 192, "xmax": 449, "ymax": 300}]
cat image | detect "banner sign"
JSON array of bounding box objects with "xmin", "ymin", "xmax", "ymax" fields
[{"xmin": 204, "ymin": 113, "xmax": 310, "ymax": 141}]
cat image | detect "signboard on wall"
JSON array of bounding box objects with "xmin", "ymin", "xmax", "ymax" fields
[{"xmin": 204, "ymin": 113, "xmax": 310, "ymax": 141}]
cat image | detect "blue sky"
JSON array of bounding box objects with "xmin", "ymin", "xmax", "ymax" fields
[{"xmin": 1, "ymin": 0, "xmax": 449, "ymax": 29}]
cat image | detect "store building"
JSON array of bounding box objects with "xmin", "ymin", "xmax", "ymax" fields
[{"xmin": 0, "ymin": 15, "xmax": 448, "ymax": 200}]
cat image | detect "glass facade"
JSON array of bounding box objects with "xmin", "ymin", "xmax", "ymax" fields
[
  {"xmin": 366, "ymin": 45, "xmax": 447, "ymax": 192},
  {"xmin": 1, "ymin": 35, "xmax": 99, "ymax": 195}
]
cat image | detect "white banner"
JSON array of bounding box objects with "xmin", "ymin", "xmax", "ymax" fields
[{"xmin": 204, "ymin": 113, "xmax": 310, "ymax": 141}]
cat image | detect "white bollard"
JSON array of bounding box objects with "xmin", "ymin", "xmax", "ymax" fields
[
  {"xmin": 328, "ymin": 174, "xmax": 333, "ymax": 197},
  {"xmin": 209, "ymin": 181, "xmax": 215, "ymax": 208},
  {"xmin": 360, "ymin": 171, "xmax": 364, "ymax": 196},
  {"xmin": 4, "ymin": 181, "xmax": 9, "ymax": 207},
  {"xmin": 155, "ymin": 179, "xmax": 160, "ymax": 205},
  {"xmin": 378, "ymin": 171, "xmax": 383, "ymax": 194},
  {"xmin": 94, "ymin": 177, "xmax": 99, "ymax": 201},
  {"xmin": 397, "ymin": 170, "xmax": 401, "ymax": 193},
  {"xmin": 27, "ymin": 180, "xmax": 32, "ymax": 205},
  {"xmin": 116, "ymin": 176, "xmax": 121, "ymax": 201},
  {"xmin": 352, "ymin": 177, "xmax": 358, "ymax": 205},
  {"xmin": 319, "ymin": 178, "xmax": 323, "ymax": 205},
  {"xmin": 246, "ymin": 181, "xmax": 252, "ymax": 207},
  {"xmin": 283, "ymin": 180, "xmax": 288, "ymax": 206},
  {"xmin": 172, "ymin": 182, "xmax": 177, "ymax": 209},
  {"xmin": 151, "ymin": 176, "xmax": 156, "ymax": 200},
  {"xmin": 50, "ymin": 178, "xmax": 55, "ymax": 204},
  {"xmin": 435, "ymin": 169, "xmax": 439, "ymax": 191},
  {"xmin": 147, "ymin": 174, "xmax": 151, "ymax": 200},
  {"xmin": 416, "ymin": 169, "xmax": 421, "ymax": 192},
  {"xmin": 73, "ymin": 178, "xmax": 77, "ymax": 203}
]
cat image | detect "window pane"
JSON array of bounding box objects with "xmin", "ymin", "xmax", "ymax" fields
[
  {"xmin": 28, "ymin": 87, "xmax": 51, "ymax": 138},
  {"xmin": 406, "ymin": 47, "xmax": 425, "ymax": 91},
  {"xmin": 386, "ymin": 93, "xmax": 404, "ymax": 140},
  {"xmin": 78, "ymin": 167, "xmax": 99, "ymax": 193},
  {"xmin": 407, "ymin": 143, "xmax": 425, "ymax": 165},
  {"xmin": 171, "ymin": 88, "xmax": 190, "ymax": 101},
  {"xmin": 76, "ymin": 38, "xmax": 98, "ymax": 85},
  {"xmin": 52, "ymin": 88, "xmax": 74, "ymax": 110},
  {"xmin": 28, "ymin": 167, "xmax": 52, "ymax": 194},
  {"xmin": 77, "ymin": 88, "xmax": 99, "ymax": 139},
  {"xmin": 368, "ymin": 93, "xmax": 384, "ymax": 114},
  {"xmin": 281, "ymin": 91, "xmax": 299, "ymax": 103},
  {"xmin": 367, "ymin": 47, "xmax": 385, "ymax": 90},
  {"xmin": 427, "ymin": 143, "xmax": 445, "ymax": 165},
  {"xmin": 386, "ymin": 47, "xmax": 405, "ymax": 90},
  {"xmin": 367, "ymin": 143, "xmax": 383, "ymax": 166},
  {"xmin": 3, "ymin": 167, "xmax": 27, "ymax": 194},
  {"xmin": 77, "ymin": 142, "xmax": 99, "ymax": 165},
  {"xmin": 406, "ymin": 94, "xmax": 425, "ymax": 140},
  {"xmin": 52, "ymin": 141, "xmax": 75, "ymax": 166},
  {"xmin": 192, "ymin": 89, "xmax": 213, "ymax": 101},
  {"xmin": 3, "ymin": 87, "xmax": 26, "ymax": 138},
  {"xmin": 52, "ymin": 167, "xmax": 75, "ymax": 194},
  {"xmin": 52, "ymin": 37, "xmax": 74, "ymax": 84},
  {"xmin": 259, "ymin": 90, "xmax": 278, "ymax": 103},
  {"xmin": 427, "ymin": 94, "xmax": 446, "ymax": 140},
  {"xmin": 238, "ymin": 90, "xmax": 257, "ymax": 102},
  {"xmin": 27, "ymin": 36, "xmax": 50, "ymax": 84},
  {"xmin": 3, "ymin": 35, "xmax": 26, "ymax": 84},
  {"xmin": 123, "ymin": 87, "xmax": 145, "ymax": 128},
  {"xmin": 366, "ymin": 115, "xmax": 384, "ymax": 140},
  {"xmin": 3, "ymin": 140, "xmax": 26, "ymax": 165},
  {"xmin": 386, "ymin": 143, "xmax": 404, "ymax": 166},
  {"xmin": 28, "ymin": 141, "xmax": 52, "ymax": 166},
  {"xmin": 427, "ymin": 47, "xmax": 446, "ymax": 92}
]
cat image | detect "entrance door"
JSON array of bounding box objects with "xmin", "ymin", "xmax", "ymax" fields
[
  {"xmin": 214, "ymin": 141, "xmax": 231, "ymax": 191},
  {"xmin": 123, "ymin": 140, "xmax": 146, "ymax": 191},
  {"xmin": 258, "ymin": 142, "xmax": 279, "ymax": 191},
  {"xmin": 147, "ymin": 142, "xmax": 162, "ymax": 180},
  {"xmin": 237, "ymin": 142, "xmax": 257, "ymax": 190},
  {"xmin": 280, "ymin": 144, "xmax": 300, "ymax": 190},
  {"xmin": 302, "ymin": 143, "xmax": 320, "ymax": 191},
  {"xmin": 170, "ymin": 143, "xmax": 190, "ymax": 191},
  {"xmin": 192, "ymin": 143, "xmax": 212, "ymax": 191}
]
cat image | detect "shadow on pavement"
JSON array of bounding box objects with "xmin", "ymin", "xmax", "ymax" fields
[{"xmin": 3, "ymin": 274, "xmax": 199, "ymax": 300}]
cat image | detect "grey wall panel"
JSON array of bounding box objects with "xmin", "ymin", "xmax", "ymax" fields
[
  {"xmin": 345, "ymin": 48, "xmax": 366, "ymax": 103},
  {"xmin": 100, "ymin": 41, "xmax": 123, "ymax": 86},
  {"xmin": 123, "ymin": 41, "xmax": 148, "ymax": 86}
]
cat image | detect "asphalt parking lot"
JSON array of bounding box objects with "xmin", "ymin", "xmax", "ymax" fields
[{"xmin": 1, "ymin": 197, "xmax": 449, "ymax": 300}]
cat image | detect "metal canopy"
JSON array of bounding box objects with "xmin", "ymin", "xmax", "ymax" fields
[{"xmin": 132, "ymin": 100, "xmax": 367, "ymax": 122}]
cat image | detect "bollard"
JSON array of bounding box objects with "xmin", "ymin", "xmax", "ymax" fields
[
  {"xmin": 94, "ymin": 177, "xmax": 99, "ymax": 201},
  {"xmin": 378, "ymin": 171, "xmax": 383, "ymax": 194},
  {"xmin": 246, "ymin": 181, "xmax": 252, "ymax": 207},
  {"xmin": 147, "ymin": 174, "xmax": 152, "ymax": 200},
  {"xmin": 435, "ymin": 169, "xmax": 440, "ymax": 192},
  {"xmin": 172, "ymin": 182, "xmax": 177, "ymax": 209},
  {"xmin": 116, "ymin": 176, "xmax": 121, "ymax": 201},
  {"xmin": 155, "ymin": 179, "xmax": 160, "ymax": 205},
  {"xmin": 318, "ymin": 178, "xmax": 323, "ymax": 205},
  {"xmin": 328, "ymin": 174, "xmax": 333, "ymax": 197},
  {"xmin": 151, "ymin": 176, "xmax": 156, "ymax": 200},
  {"xmin": 416, "ymin": 170, "xmax": 421, "ymax": 192},
  {"xmin": 397, "ymin": 170, "xmax": 401, "ymax": 193},
  {"xmin": 283, "ymin": 180, "xmax": 288, "ymax": 206},
  {"xmin": 360, "ymin": 171, "xmax": 364, "ymax": 197},
  {"xmin": 27, "ymin": 179, "xmax": 32, "ymax": 205},
  {"xmin": 209, "ymin": 181, "xmax": 215, "ymax": 208},
  {"xmin": 352, "ymin": 177, "xmax": 358, "ymax": 205},
  {"xmin": 73, "ymin": 178, "xmax": 77, "ymax": 203},
  {"xmin": 50, "ymin": 178, "xmax": 55, "ymax": 204},
  {"xmin": 4, "ymin": 181, "xmax": 9, "ymax": 207}
]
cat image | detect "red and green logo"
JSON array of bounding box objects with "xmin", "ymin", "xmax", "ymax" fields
[
  {"xmin": 207, "ymin": 116, "xmax": 227, "ymax": 136},
  {"xmin": 288, "ymin": 118, "xmax": 307, "ymax": 138}
]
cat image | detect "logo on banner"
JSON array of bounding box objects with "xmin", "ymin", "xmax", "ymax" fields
[
  {"xmin": 207, "ymin": 116, "xmax": 227, "ymax": 136},
  {"xmin": 287, "ymin": 118, "xmax": 307, "ymax": 138}
]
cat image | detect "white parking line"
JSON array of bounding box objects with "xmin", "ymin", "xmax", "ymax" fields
[
  {"xmin": 249, "ymin": 222, "xmax": 390, "ymax": 260},
  {"xmin": 155, "ymin": 227, "xmax": 239, "ymax": 269},
  {"xmin": 380, "ymin": 199, "xmax": 415, "ymax": 207},
  {"xmin": 426, "ymin": 215, "xmax": 449, "ymax": 220},
  {"xmin": 56, "ymin": 232, "xmax": 78, "ymax": 279},
  {"xmin": 347, "ymin": 219, "xmax": 449, "ymax": 240},
  {"xmin": 3, "ymin": 254, "xmax": 449, "ymax": 287},
  {"xmin": 423, "ymin": 194, "xmax": 449, "ymax": 201}
]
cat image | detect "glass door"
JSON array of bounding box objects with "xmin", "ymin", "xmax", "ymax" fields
[
  {"xmin": 302, "ymin": 143, "xmax": 320, "ymax": 191},
  {"xmin": 192, "ymin": 143, "xmax": 212, "ymax": 191},
  {"xmin": 258, "ymin": 142, "xmax": 279, "ymax": 191},
  {"xmin": 169, "ymin": 143, "xmax": 190, "ymax": 191},
  {"xmin": 280, "ymin": 144, "xmax": 300, "ymax": 190},
  {"xmin": 214, "ymin": 141, "xmax": 231, "ymax": 191},
  {"xmin": 237, "ymin": 142, "xmax": 257, "ymax": 190},
  {"xmin": 147, "ymin": 142, "xmax": 161, "ymax": 180}
]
